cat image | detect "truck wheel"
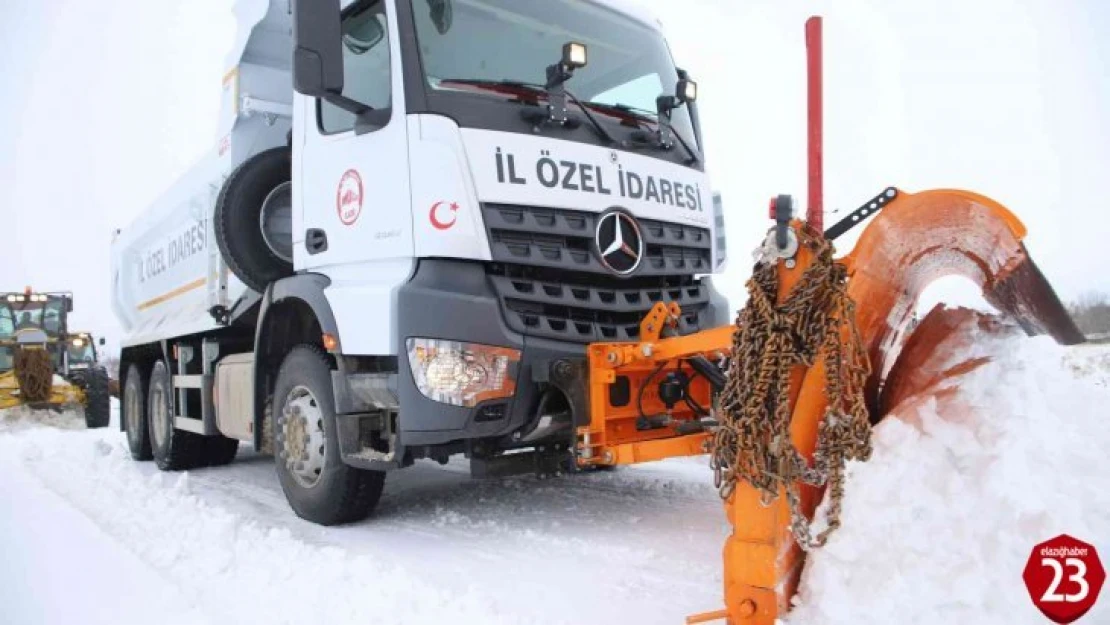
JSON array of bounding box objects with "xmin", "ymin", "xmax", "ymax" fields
[
  {"xmin": 272, "ymin": 345, "xmax": 385, "ymax": 525},
  {"xmin": 148, "ymin": 360, "xmax": 209, "ymax": 471},
  {"xmin": 214, "ymin": 147, "xmax": 294, "ymax": 293},
  {"xmin": 82, "ymin": 366, "xmax": 111, "ymax": 429},
  {"xmin": 202, "ymin": 436, "xmax": 240, "ymax": 467},
  {"xmin": 123, "ymin": 364, "xmax": 152, "ymax": 460}
]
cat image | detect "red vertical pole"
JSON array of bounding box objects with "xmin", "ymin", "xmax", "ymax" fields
[{"xmin": 805, "ymin": 16, "xmax": 823, "ymax": 231}]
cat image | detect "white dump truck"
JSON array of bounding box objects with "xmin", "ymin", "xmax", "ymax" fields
[{"xmin": 110, "ymin": 0, "xmax": 728, "ymax": 525}]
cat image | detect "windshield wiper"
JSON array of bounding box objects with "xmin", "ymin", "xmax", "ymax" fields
[
  {"xmin": 437, "ymin": 78, "xmax": 544, "ymax": 101},
  {"xmin": 581, "ymin": 101, "xmax": 655, "ymax": 124},
  {"xmin": 584, "ymin": 100, "xmax": 700, "ymax": 166},
  {"xmin": 668, "ymin": 126, "xmax": 701, "ymax": 166},
  {"xmin": 438, "ymin": 78, "xmax": 616, "ymax": 145}
]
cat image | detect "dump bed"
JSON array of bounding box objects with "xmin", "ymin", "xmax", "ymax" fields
[{"xmin": 110, "ymin": 0, "xmax": 292, "ymax": 347}]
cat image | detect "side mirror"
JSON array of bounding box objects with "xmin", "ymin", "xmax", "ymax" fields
[{"xmin": 292, "ymin": 0, "xmax": 345, "ymax": 97}]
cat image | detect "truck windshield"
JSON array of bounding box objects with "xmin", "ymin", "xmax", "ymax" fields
[{"xmin": 409, "ymin": 0, "xmax": 697, "ymax": 148}]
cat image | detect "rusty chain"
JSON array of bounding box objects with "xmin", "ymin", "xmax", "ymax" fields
[
  {"xmin": 14, "ymin": 346, "xmax": 54, "ymax": 402},
  {"xmin": 709, "ymin": 229, "xmax": 872, "ymax": 550}
]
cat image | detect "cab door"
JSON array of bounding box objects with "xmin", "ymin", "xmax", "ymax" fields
[{"xmin": 295, "ymin": 0, "xmax": 413, "ymax": 277}]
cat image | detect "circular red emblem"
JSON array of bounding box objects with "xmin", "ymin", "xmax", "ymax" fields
[
  {"xmin": 1023, "ymin": 534, "xmax": 1105, "ymax": 623},
  {"xmin": 336, "ymin": 169, "xmax": 363, "ymax": 225}
]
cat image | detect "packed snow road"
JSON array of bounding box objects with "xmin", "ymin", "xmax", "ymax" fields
[
  {"xmin": 1, "ymin": 336, "xmax": 1109, "ymax": 625},
  {"xmin": 0, "ymin": 405, "xmax": 728, "ymax": 625}
]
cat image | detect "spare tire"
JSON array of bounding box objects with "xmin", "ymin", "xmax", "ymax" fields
[{"xmin": 214, "ymin": 147, "xmax": 294, "ymax": 293}]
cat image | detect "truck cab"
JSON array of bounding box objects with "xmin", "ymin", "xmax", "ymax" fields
[{"xmin": 111, "ymin": 0, "xmax": 728, "ymax": 525}]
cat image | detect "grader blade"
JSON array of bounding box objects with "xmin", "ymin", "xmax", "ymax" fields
[
  {"xmin": 0, "ymin": 369, "xmax": 85, "ymax": 411},
  {"xmin": 1, "ymin": 335, "xmax": 86, "ymax": 412}
]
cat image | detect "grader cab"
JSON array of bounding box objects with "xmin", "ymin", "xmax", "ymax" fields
[{"xmin": 0, "ymin": 288, "xmax": 111, "ymax": 427}]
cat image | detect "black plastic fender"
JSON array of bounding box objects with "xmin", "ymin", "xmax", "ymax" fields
[{"xmin": 253, "ymin": 273, "xmax": 343, "ymax": 451}]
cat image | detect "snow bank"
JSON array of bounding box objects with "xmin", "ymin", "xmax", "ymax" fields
[
  {"xmin": 790, "ymin": 335, "xmax": 1110, "ymax": 624},
  {"xmin": 1064, "ymin": 343, "xmax": 1110, "ymax": 388}
]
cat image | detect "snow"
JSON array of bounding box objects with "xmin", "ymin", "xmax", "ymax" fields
[
  {"xmin": 791, "ymin": 338, "xmax": 1110, "ymax": 624},
  {"xmin": 1, "ymin": 338, "xmax": 1108, "ymax": 624},
  {"xmin": 0, "ymin": 403, "xmax": 727, "ymax": 625}
]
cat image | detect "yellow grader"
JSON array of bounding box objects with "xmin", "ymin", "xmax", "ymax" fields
[
  {"xmin": 0, "ymin": 287, "xmax": 112, "ymax": 427},
  {"xmin": 568, "ymin": 17, "xmax": 1085, "ymax": 624}
]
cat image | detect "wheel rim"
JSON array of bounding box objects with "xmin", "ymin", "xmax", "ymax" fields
[
  {"xmin": 150, "ymin": 379, "xmax": 169, "ymax": 448},
  {"xmin": 278, "ymin": 385, "xmax": 327, "ymax": 489},
  {"xmin": 260, "ymin": 181, "xmax": 293, "ymax": 263},
  {"xmin": 125, "ymin": 379, "xmax": 142, "ymax": 440}
]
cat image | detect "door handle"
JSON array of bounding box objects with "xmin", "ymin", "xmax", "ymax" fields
[{"xmin": 305, "ymin": 229, "xmax": 328, "ymax": 255}]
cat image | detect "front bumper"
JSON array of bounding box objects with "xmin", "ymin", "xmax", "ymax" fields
[{"xmin": 394, "ymin": 259, "xmax": 730, "ymax": 448}]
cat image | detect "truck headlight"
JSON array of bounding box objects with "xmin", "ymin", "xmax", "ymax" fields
[{"xmin": 406, "ymin": 338, "xmax": 519, "ymax": 407}]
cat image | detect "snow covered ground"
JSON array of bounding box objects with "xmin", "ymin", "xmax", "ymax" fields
[{"xmin": 1, "ymin": 337, "xmax": 1108, "ymax": 625}]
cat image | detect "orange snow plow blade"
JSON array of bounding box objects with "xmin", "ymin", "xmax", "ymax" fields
[
  {"xmin": 844, "ymin": 188, "xmax": 1084, "ymax": 411},
  {"xmin": 711, "ymin": 188, "xmax": 1083, "ymax": 624}
]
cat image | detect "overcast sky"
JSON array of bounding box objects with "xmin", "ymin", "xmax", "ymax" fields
[{"xmin": 2, "ymin": 0, "xmax": 1108, "ymax": 352}]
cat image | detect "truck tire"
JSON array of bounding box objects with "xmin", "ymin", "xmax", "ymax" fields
[
  {"xmin": 214, "ymin": 147, "xmax": 294, "ymax": 293},
  {"xmin": 122, "ymin": 364, "xmax": 153, "ymax": 460},
  {"xmin": 148, "ymin": 360, "xmax": 241, "ymax": 470},
  {"xmin": 203, "ymin": 436, "xmax": 240, "ymax": 467},
  {"xmin": 82, "ymin": 366, "xmax": 111, "ymax": 429},
  {"xmin": 272, "ymin": 345, "xmax": 385, "ymax": 525}
]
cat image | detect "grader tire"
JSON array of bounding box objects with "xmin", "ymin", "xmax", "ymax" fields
[
  {"xmin": 14, "ymin": 348, "xmax": 53, "ymax": 403},
  {"xmin": 81, "ymin": 367, "xmax": 111, "ymax": 429}
]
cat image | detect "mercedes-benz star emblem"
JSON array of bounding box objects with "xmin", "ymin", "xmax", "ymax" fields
[{"xmin": 595, "ymin": 210, "xmax": 643, "ymax": 276}]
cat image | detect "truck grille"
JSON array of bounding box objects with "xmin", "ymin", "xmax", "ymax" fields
[{"xmin": 483, "ymin": 204, "xmax": 714, "ymax": 343}]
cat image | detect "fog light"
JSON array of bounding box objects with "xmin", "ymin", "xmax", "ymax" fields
[
  {"xmin": 406, "ymin": 338, "xmax": 519, "ymax": 407},
  {"xmin": 476, "ymin": 403, "xmax": 507, "ymax": 422}
]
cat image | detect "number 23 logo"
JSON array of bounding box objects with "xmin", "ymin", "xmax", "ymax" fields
[{"xmin": 1041, "ymin": 557, "xmax": 1089, "ymax": 603}]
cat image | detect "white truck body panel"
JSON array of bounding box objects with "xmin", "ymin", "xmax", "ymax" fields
[
  {"xmin": 110, "ymin": 155, "xmax": 248, "ymax": 348},
  {"xmin": 409, "ymin": 115, "xmax": 494, "ymax": 262}
]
